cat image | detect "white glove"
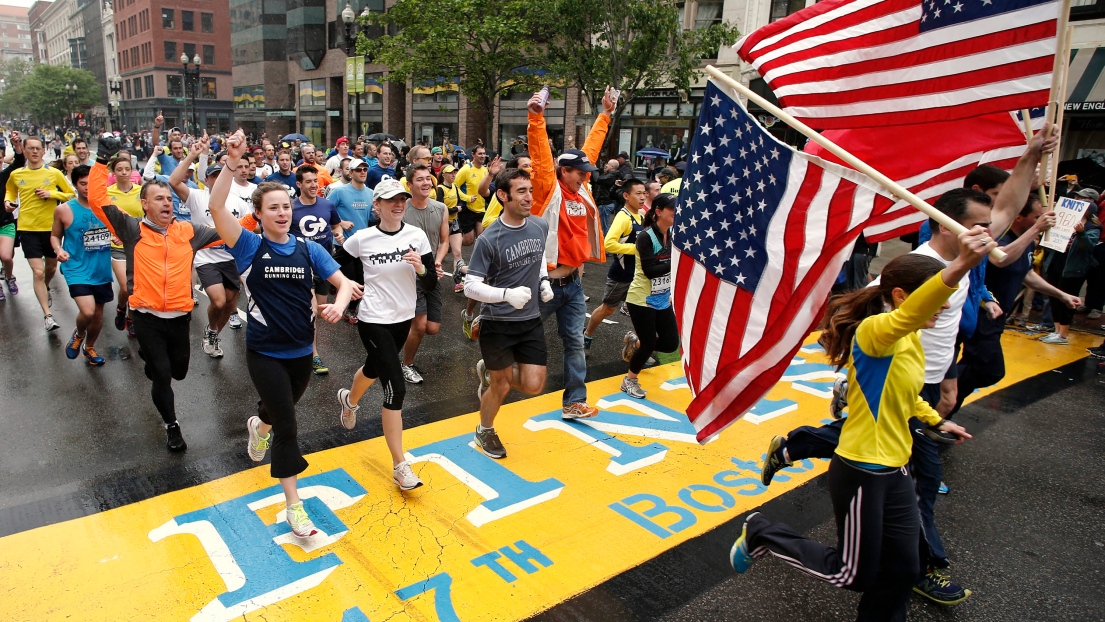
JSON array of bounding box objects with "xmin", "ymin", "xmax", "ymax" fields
[
  {"xmin": 540, "ymin": 279, "xmax": 554, "ymax": 302},
  {"xmin": 503, "ymin": 286, "xmax": 532, "ymax": 310}
]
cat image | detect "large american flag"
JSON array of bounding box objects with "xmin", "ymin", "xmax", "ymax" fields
[
  {"xmin": 805, "ymin": 109, "xmax": 1039, "ymax": 242},
  {"xmin": 674, "ymin": 80, "xmax": 894, "ymax": 442},
  {"xmin": 735, "ymin": 0, "xmax": 1060, "ymax": 129}
]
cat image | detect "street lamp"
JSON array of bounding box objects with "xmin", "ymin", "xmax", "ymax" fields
[
  {"xmin": 180, "ymin": 53, "xmax": 202, "ymax": 133},
  {"xmin": 343, "ymin": 3, "xmax": 369, "ymax": 138},
  {"xmin": 65, "ymin": 83, "xmax": 77, "ymax": 127}
]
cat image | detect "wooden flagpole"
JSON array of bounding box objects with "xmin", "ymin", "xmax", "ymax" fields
[
  {"xmin": 704, "ymin": 65, "xmax": 1006, "ymax": 261},
  {"xmin": 1040, "ymin": 0, "xmax": 1072, "ymax": 202},
  {"xmin": 1047, "ymin": 23, "xmax": 1075, "ymax": 209}
]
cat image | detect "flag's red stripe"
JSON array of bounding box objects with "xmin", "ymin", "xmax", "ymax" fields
[
  {"xmin": 749, "ymin": 0, "xmax": 915, "ymax": 60},
  {"xmin": 770, "ymin": 168, "xmax": 823, "ymax": 314},
  {"xmin": 736, "ymin": 0, "xmax": 855, "ymax": 56},
  {"xmin": 688, "ymin": 265, "xmax": 720, "ymax": 396},
  {"xmin": 701, "ymin": 286, "xmax": 755, "ymax": 398},
  {"xmin": 762, "ymin": 20, "xmax": 1055, "ymax": 86},
  {"xmin": 788, "ymin": 91, "xmax": 1050, "ymax": 130},
  {"xmin": 779, "ymin": 57, "xmax": 1054, "ymax": 108},
  {"xmin": 673, "ymin": 249, "xmax": 698, "ymax": 390}
]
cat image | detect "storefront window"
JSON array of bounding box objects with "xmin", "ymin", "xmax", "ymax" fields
[
  {"xmin": 234, "ymin": 85, "xmax": 265, "ymax": 109},
  {"xmin": 298, "ymin": 79, "xmax": 327, "ymax": 108},
  {"xmin": 300, "ymin": 119, "xmax": 325, "ymax": 145}
]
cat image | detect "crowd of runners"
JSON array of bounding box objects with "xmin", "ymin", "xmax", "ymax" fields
[{"xmin": 2, "ymin": 85, "xmax": 1104, "ymax": 620}]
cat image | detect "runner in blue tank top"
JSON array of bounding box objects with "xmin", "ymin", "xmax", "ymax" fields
[
  {"xmin": 207, "ymin": 130, "xmax": 361, "ymax": 538},
  {"xmin": 49, "ymin": 165, "xmax": 113, "ymax": 365}
]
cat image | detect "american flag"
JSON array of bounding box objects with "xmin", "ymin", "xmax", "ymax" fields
[
  {"xmin": 735, "ymin": 0, "xmax": 1059, "ymax": 129},
  {"xmin": 805, "ymin": 109, "xmax": 1038, "ymax": 242},
  {"xmin": 674, "ymin": 80, "xmax": 894, "ymax": 442}
]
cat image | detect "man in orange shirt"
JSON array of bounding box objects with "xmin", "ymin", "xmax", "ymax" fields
[
  {"xmin": 296, "ymin": 144, "xmax": 334, "ymax": 188},
  {"xmin": 526, "ymin": 86, "xmax": 616, "ymax": 418}
]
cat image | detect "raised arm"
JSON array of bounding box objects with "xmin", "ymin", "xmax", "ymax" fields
[
  {"xmin": 989, "ymin": 124, "xmax": 1057, "ymax": 238},
  {"xmin": 990, "ymin": 211, "xmax": 1053, "ymax": 268},
  {"xmin": 208, "ymin": 130, "xmax": 248, "ymax": 248},
  {"xmin": 526, "ymin": 94, "xmax": 556, "ymax": 217},
  {"xmin": 581, "ymin": 87, "xmax": 616, "ymax": 168},
  {"xmin": 168, "ymin": 133, "xmax": 208, "ymax": 201},
  {"xmin": 150, "ymin": 111, "xmax": 163, "ymax": 151}
]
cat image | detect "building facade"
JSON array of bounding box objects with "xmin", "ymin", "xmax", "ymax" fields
[
  {"xmin": 0, "ymin": 3, "xmax": 33, "ymax": 63},
  {"xmin": 28, "ymin": 0, "xmax": 51, "ymax": 64},
  {"xmin": 113, "ymin": 0, "xmax": 233, "ymax": 133}
]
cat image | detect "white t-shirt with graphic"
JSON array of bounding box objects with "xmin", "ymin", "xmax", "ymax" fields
[
  {"xmin": 183, "ymin": 189, "xmax": 243, "ymax": 266},
  {"xmin": 343, "ymin": 223, "xmax": 433, "ymax": 324}
]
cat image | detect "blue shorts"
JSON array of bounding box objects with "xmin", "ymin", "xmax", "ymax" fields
[{"xmin": 68, "ymin": 283, "xmax": 114, "ymax": 304}]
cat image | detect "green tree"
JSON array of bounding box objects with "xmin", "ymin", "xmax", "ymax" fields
[
  {"xmin": 1, "ymin": 64, "xmax": 101, "ymax": 127},
  {"xmin": 361, "ymin": 0, "xmax": 551, "ymax": 148},
  {"xmin": 542, "ymin": 0, "xmax": 740, "ymax": 152}
]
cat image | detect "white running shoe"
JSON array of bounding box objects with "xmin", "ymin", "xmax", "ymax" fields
[
  {"xmin": 286, "ymin": 501, "xmax": 317, "ymax": 537},
  {"xmin": 211, "ymin": 334, "xmax": 223, "ymax": 358},
  {"xmin": 202, "ymin": 327, "xmax": 217, "ymax": 355},
  {"xmin": 44, "ymin": 314, "xmax": 60, "ymax": 332},
  {"xmin": 401, "ymin": 364, "xmax": 424, "ymax": 384},
  {"xmin": 393, "ymin": 461, "xmax": 423, "ymax": 490},
  {"xmin": 228, "ymin": 313, "xmax": 243, "ymax": 330},
  {"xmin": 247, "ymin": 415, "xmax": 271, "ymax": 462},
  {"xmin": 337, "ymin": 388, "xmax": 359, "ymax": 430}
]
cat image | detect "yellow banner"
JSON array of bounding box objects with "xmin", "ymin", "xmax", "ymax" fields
[
  {"xmin": 355, "ymin": 56, "xmax": 365, "ymax": 93},
  {"xmin": 0, "ymin": 331, "xmax": 1089, "ymax": 621},
  {"xmin": 346, "ymin": 57, "xmax": 356, "ymax": 95}
]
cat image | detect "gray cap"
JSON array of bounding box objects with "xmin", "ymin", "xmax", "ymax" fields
[{"xmin": 1075, "ymin": 187, "xmax": 1100, "ymax": 202}]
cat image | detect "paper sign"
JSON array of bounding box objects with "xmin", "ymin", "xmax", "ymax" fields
[{"xmin": 1040, "ymin": 196, "xmax": 1091, "ymax": 252}]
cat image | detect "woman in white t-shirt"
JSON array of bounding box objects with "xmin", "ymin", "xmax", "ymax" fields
[{"xmin": 337, "ymin": 176, "xmax": 439, "ymax": 491}]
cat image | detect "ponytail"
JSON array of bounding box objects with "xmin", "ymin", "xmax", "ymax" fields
[{"xmin": 644, "ymin": 193, "xmax": 678, "ymax": 229}]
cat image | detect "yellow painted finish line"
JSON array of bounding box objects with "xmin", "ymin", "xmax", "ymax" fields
[{"xmin": 0, "ymin": 331, "xmax": 1093, "ymax": 622}]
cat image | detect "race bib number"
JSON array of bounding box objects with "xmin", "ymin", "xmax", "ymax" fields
[
  {"xmin": 649, "ymin": 274, "xmax": 671, "ymax": 296},
  {"xmin": 83, "ymin": 227, "xmax": 111, "ymax": 252}
]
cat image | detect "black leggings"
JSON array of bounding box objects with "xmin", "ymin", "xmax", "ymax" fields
[
  {"xmin": 1049, "ymin": 276, "xmax": 1084, "ymax": 326},
  {"xmin": 132, "ymin": 311, "xmax": 192, "ymax": 424},
  {"xmin": 246, "ymin": 350, "xmax": 312, "ymax": 479},
  {"xmin": 357, "ymin": 319, "xmax": 413, "ymax": 410},
  {"xmin": 746, "ymin": 456, "xmax": 919, "ymax": 622},
  {"xmin": 626, "ymin": 303, "xmax": 679, "ymax": 373}
]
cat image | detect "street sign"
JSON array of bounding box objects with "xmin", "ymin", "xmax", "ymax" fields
[
  {"xmin": 92, "ymin": 106, "xmax": 107, "ymax": 117},
  {"xmin": 174, "ymin": 98, "xmax": 185, "ymax": 103}
]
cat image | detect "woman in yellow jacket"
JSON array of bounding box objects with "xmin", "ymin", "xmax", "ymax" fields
[{"xmin": 729, "ymin": 226, "xmax": 995, "ymax": 622}]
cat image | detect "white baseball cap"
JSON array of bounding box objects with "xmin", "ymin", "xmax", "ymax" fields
[{"xmin": 374, "ymin": 176, "xmax": 410, "ymax": 200}]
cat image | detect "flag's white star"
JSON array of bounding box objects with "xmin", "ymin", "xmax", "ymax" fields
[
  {"xmin": 692, "ymin": 153, "xmax": 700, "ymax": 163},
  {"xmin": 756, "ymin": 180, "xmax": 766, "ymax": 192},
  {"xmin": 724, "ymin": 238, "xmax": 736, "ymax": 249},
  {"xmin": 689, "ymin": 216, "xmax": 698, "ymax": 227},
  {"xmin": 709, "ymin": 245, "xmax": 721, "ymax": 256},
  {"xmin": 714, "ymin": 115, "xmax": 726, "ymax": 128},
  {"xmin": 696, "ymin": 190, "xmax": 706, "ymax": 201},
  {"xmin": 703, "ymin": 144, "xmax": 716, "ymax": 155},
  {"xmin": 735, "ymin": 273, "xmax": 747, "ymax": 284},
  {"xmin": 753, "ymin": 160, "xmax": 763, "ymax": 172},
  {"xmin": 952, "ymin": 1, "xmax": 962, "ymax": 11},
  {"xmin": 744, "ymin": 247, "xmax": 756, "ymax": 258},
  {"xmin": 734, "ymin": 126, "xmax": 743, "ymax": 139},
  {"xmin": 723, "ymin": 155, "xmax": 735, "ymax": 166},
  {"xmin": 734, "ymin": 211, "xmax": 743, "ymax": 222},
  {"xmin": 742, "ymin": 167, "xmax": 751, "ymax": 178},
  {"xmin": 710, "ymin": 182, "xmax": 721, "ymax": 193},
  {"xmin": 710, "ymin": 95, "xmax": 721, "ymax": 106},
  {"xmin": 718, "ymin": 135, "xmax": 731, "ymax": 147},
  {"xmin": 715, "ymin": 201, "xmax": 726, "ymax": 213},
  {"xmin": 739, "ymin": 230, "xmax": 748, "ymax": 240},
  {"xmin": 730, "ymin": 256, "xmax": 741, "ymax": 267},
  {"xmin": 708, "ymin": 164, "xmax": 719, "ymax": 175},
  {"xmin": 698, "ymin": 252, "xmax": 707, "ymax": 262},
  {"xmin": 700, "ymin": 123, "xmax": 711, "ymax": 135},
  {"xmin": 744, "ymin": 187, "xmax": 754, "ymax": 198},
  {"xmin": 713, "ymin": 264, "xmax": 726, "ymax": 276},
  {"xmin": 678, "ymin": 223, "xmax": 688, "ymax": 233},
  {"xmin": 768, "ymin": 174, "xmax": 777, "ymax": 185},
  {"xmin": 738, "ymin": 147, "xmax": 748, "ymax": 159},
  {"xmin": 749, "ymin": 225, "xmax": 757, "ymax": 236},
  {"xmin": 934, "ymin": 8, "xmax": 941, "ymax": 17},
  {"xmin": 749, "ymin": 141, "xmax": 758, "ymax": 153},
  {"xmin": 727, "ymin": 174, "xmax": 739, "ymax": 185},
  {"xmin": 757, "ymin": 200, "xmax": 766, "ymax": 211},
  {"xmin": 694, "ymin": 234, "xmax": 702, "ymax": 245},
  {"xmin": 729, "ymin": 107, "xmax": 741, "ymax": 119},
  {"xmin": 720, "ymin": 220, "xmax": 730, "ymax": 230}
]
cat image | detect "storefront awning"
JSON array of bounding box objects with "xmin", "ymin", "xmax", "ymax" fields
[{"xmin": 1065, "ymin": 46, "xmax": 1105, "ymax": 112}]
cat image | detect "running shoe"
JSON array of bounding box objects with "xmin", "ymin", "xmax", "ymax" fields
[
  {"xmin": 462, "ymin": 311, "xmax": 476, "ymax": 340},
  {"xmin": 0, "ymin": 286, "xmax": 5, "ymax": 301},
  {"xmin": 620, "ymin": 303, "xmax": 631, "ymax": 317},
  {"xmin": 476, "ymin": 359, "xmax": 491, "ymax": 400},
  {"xmin": 202, "ymin": 326, "xmax": 217, "ymax": 355},
  {"xmin": 1088, "ymin": 345, "xmax": 1105, "ymax": 359},
  {"xmin": 760, "ymin": 435, "xmax": 789, "ymax": 486},
  {"xmin": 453, "ymin": 259, "xmax": 465, "ymax": 293},
  {"xmin": 729, "ymin": 512, "xmax": 758, "ymax": 573},
  {"xmin": 343, "ymin": 307, "xmax": 359, "ymax": 324},
  {"xmin": 583, "ymin": 334, "xmax": 593, "ymax": 350},
  {"xmin": 645, "ymin": 356, "xmax": 659, "ymax": 368},
  {"xmin": 1089, "ymin": 309, "xmax": 1102, "ymax": 320},
  {"xmin": 584, "ymin": 294, "xmax": 590, "ymax": 302},
  {"xmin": 114, "ymin": 306, "xmax": 127, "ymax": 331},
  {"xmin": 126, "ymin": 317, "xmax": 136, "ymax": 338},
  {"xmin": 247, "ymin": 415, "xmax": 271, "ymax": 462},
  {"xmin": 916, "ymin": 426, "xmax": 959, "ymax": 445},
  {"xmin": 312, "ymin": 355, "xmax": 329, "ymax": 375},
  {"xmin": 393, "ymin": 461, "xmax": 423, "ymax": 490},
  {"xmin": 621, "ymin": 376, "xmax": 646, "ymax": 399},
  {"xmin": 937, "ymin": 481, "xmax": 949, "ymax": 495},
  {"xmin": 6, "ymin": 277, "xmax": 17, "ymax": 295},
  {"xmin": 165, "ymin": 422, "xmax": 187, "ymax": 452},
  {"xmin": 474, "ymin": 424, "xmax": 506, "ymax": 459},
  {"xmin": 621, "ymin": 331, "xmax": 639, "ymax": 363},
  {"xmin": 401, "ymin": 364, "xmax": 424, "ymax": 384},
  {"xmin": 286, "ymin": 501, "xmax": 317, "ymax": 537},
  {"xmin": 65, "ymin": 329, "xmax": 84, "ymax": 359},
  {"xmin": 211, "ymin": 335, "xmax": 223, "ymax": 358},
  {"xmin": 44, "ymin": 314, "xmax": 60, "ymax": 332},
  {"xmin": 1039, "ymin": 333, "xmax": 1068, "ymax": 345},
  {"xmin": 562, "ymin": 402, "xmax": 599, "ymax": 419},
  {"xmin": 829, "ymin": 375, "xmax": 848, "ymax": 420},
  {"xmin": 83, "ymin": 345, "xmax": 105, "ymax": 366},
  {"xmin": 454, "ymin": 281, "xmax": 465, "ymax": 293},
  {"xmin": 228, "ymin": 313, "xmax": 243, "ymax": 330},
  {"xmin": 337, "ymin": 388, "xmax": 359, "ymax": 430},
  {"xmin": 914, "ymin": 566, "xmax": 971, "ymax": 605}
]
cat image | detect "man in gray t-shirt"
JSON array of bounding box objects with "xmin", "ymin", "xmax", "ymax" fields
[
  {"xmin": 399, "ymin": 164, "xmax": 451, "ymax": 385},
  {"xmin": 462, "ymin": 168, "xmax": 554, "ymax": 460}
]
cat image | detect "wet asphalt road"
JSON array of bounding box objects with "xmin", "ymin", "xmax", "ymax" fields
[{"xmin": 2, "ymin": 248, "xmax": 1105, "ymax": 621}]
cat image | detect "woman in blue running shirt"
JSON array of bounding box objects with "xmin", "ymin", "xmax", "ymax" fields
[{"xmin": 207, "ymin": 130, "xmax": 361, "ymax": 538}]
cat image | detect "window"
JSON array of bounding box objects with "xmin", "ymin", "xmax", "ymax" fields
[
  {"xmin": 234, "ymin": 85, "xmax": 265, "ymax": 109},
  {"xmin": 201, "ymin": 12, "xmax": 213, "ymax": 33},
  {"xmin": 182, "ymin": 11, "xmax": 193, "ymax": 31},
  {"xmin": 202, "ymin": 44, "xmax": 214, "ymax": 66},
  {"xmin": 125, "ymin": 80, "xmax": 131, "ymax": 99},
  {"xmin": 298, "ymin": 78, "xmax": 327, "ymax": 108},
  {"xmin": 144, "ymin": 75, "xmax": 154, "ymax": 98},
  {"xmin": 167, "ymin": 75, "xmax": 183, "ymax": 98},
  {"xmin": 770, "ymin": 0, "xmax": 805, "ymax": 22},
  {"xmin": 201, "ymin": 77, "xmax": 216, "ymax": 99},
  {"xmin": 133, "ymin": 77, "xmax": 141, "ymax": 98},
  {"xmin": 183, "ymin": 43, "xmax": 196, "ymax": 61},
  {"xmin": 162, "ymin": 8, "xmax": 174, "ymax": 29},
  {"xmin": 163, "ymin": 40, "xmax": 176, "ymax": 62},
  {"xmin": 695, "ymin": 2, "xmax": 723, "ymax": 29}
]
